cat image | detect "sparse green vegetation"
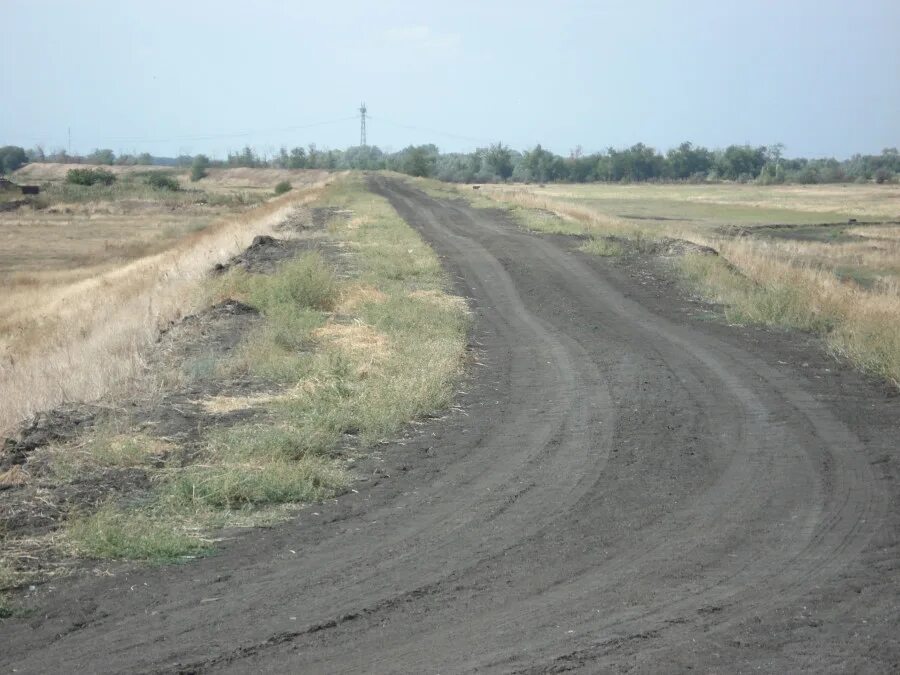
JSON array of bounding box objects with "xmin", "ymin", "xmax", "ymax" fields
[
  {"xmin": 167, "ymin": 456, "xmax": 345, "ymax": 509},
  {"xmin": 190, "ymin": 154, "xmax": 210, "ymax": 181},
  {"xmin": 34, "ymin": 173, "xmax": 469, "ymax": 565},
  {"xmin": 146, "ymin": 173, "xmax": 180, "ymax": 191},
  {"xmin": 68, "ymin": 507, "xmax": 210, "ymax": 560},
  {"xmin": 678, "ymin": 252, "xmax": 900, "ymax": 384},
  {"xmin": 66, "ymin": 167, "xmax": 116, "ymax": 186},
  {"xmin": 580, "ymin": 237, "xmax": 624, "ymax": 256}
]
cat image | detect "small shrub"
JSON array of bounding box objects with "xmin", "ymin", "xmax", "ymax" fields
[
  {"xmin": 66, "ymin": 168, "xmax": 116, "ymax": 186},
  {"xmin": 274, "ymin": 180, "xmax": 292, "ymax": 195},
  {"xmin": 146, "ymin": 173, "xmax": 180, "ymax": 191},
  {"xmin": 191, "ymin": 154, "xmax": 210, "ymax": 182},
  {"xmin": 248, "ymin": 253, "xmax": 338, "ymax": 312},
  {"xmin": 874, "ymin": 168, "xmax": 893, "ymax": 184}
]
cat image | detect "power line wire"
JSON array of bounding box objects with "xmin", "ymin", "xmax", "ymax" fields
[
  {"xmin": 367, "ymin": 115, "xmax": 495, "ymax": 146},
  {"xmin": 102, "ymin": 116, "xmax": 360, "ymax": 144}
]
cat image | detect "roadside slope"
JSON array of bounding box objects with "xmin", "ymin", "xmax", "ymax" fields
[{"xmin": 1, "ymin": 177, "xmax": 897, "ymax": 673}]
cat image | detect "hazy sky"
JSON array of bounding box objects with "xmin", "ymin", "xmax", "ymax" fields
[{"xmin": 3, "ymin": 0, "xmax": 898, "ymax": 159}]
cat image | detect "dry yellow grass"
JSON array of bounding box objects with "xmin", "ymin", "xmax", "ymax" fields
[
  {"xmin": 0, "ymin": 171, "xmax": 332, "ymax": 435},
  {"xmin": 336, "ymin": 283, "xmax": 388, "ymax": 313},
  {"xmin": 457, "ymin": 180, "xmax": 900, "ymax": 385}
]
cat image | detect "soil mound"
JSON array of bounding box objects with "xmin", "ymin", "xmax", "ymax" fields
[
  {"xmin": 1, "ymin": 405, "xmax": 101, "ymax": 470},
  {"xmin": 213, "ymin": 235, "xmax": 294, "ymax": 274}
]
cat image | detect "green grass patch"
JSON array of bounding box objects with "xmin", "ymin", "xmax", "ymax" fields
[
  {"xmin": 68, "ymin": 507, "xmax": 210, "ymax": 560},
  {"xmin": 166, "ymin": 456, "xmax": 346, "ymax": 510},
  {"xmin": 506, "ymin": 207, "xmax": 581, "ymax": 235},
  {"xmin": 53, "ymin": 173, "xmax": 469, "ymax": 564},
  {"xmin": 212, "ymin": 253, "xmax": 337, "ymax": 381},
  {"xmin": 580, "ymin": 237, "xmax": 624, "ymax": 256}
]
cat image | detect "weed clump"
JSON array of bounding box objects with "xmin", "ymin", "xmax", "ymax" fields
[
  {"xmin": 146, "ymin": 173, "xmax": 180, "ymax": 191},
  {"xmin": 68, "ymin": 508, "xmax": 210, "ymax": 560},
  {"xmin": 66, "ymin": 168, "xmax": 116, "ymax": 186},
  {"xmin": 167, "ymin": 457, "xmax": 346, "ymax": 509},
  {"xmin": 274, "ymin": 180, "xmax": 292, "ymax": 195},
  {"xmin": 580, "ymin": 237, "xmax": 624, "ymax": 256}
]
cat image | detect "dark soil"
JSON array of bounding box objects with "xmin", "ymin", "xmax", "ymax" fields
[
  {"xmin": 1, "ymin": 180, "xmax": 897, "ymax": 673},
  {"xmin": 1, "ymin": 405, "xmax": 104, "ymax": 471}
]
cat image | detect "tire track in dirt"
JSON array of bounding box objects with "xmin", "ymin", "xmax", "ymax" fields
[{"xmin": 1, "ymin": 177, "xmax": 896, "ymax": 673}]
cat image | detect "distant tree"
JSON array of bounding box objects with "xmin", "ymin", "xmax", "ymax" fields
[
  {"xmin": 484, "ymin": 142, "xmax": 514, "ymax": 180},
  {"xmin": 227, "ymin": 146, "xmax": 260, "ymax": 168},
  {"xmin": 342, "ymin": 145, "xmax": 385, "ymax": 170},
  {"xmin": 286, "ymin": 146, "xmax": 307, "ymax": 169},
  {"xmin": 86, "ymin": 148, "xmax": 116, "ymax": 165},
  {"xmin": 606, "ymin": 144, "xmax": 664, "ymax": 181},
  {"xmin": 26, "ymin": 145, "xmax": 46, "ymax": 163},
  {"xmin": 306, "ymin": 144, "xmax": 320, "ymax": 169},
  {"xmin": 399, "ymin": 145, "xmax": 438, "ymax": 177},
  {"xmin": 191, "ymin": 154, "xmax": 210, "ymax": 181},
  {"xmin": 666, "ymin": 142, "xmax": 713, "ymax": 179},
  {"xmin": 716, "ymin": 145, "xmax": 767, "ymax": 181},
  {"xmin": 0, "ymin": 146, "xmax": 28, "ymax": 174},
  {"xmin": 137, "ymin": 152, "xmax": 154, "ymax": 165},
  {"xmin": 521, "ymin": 145, "xmax": 564, "ymax": 182}
]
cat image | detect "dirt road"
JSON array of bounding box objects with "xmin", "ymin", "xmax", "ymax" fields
[{"xmin": 2, "ymin": 177, "xmax": 898, "ymax": 673}]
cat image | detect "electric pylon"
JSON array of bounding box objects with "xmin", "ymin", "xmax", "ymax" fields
[{"xmin": 359, "ymin": 103, "xmax": 367, "ymax": 147}]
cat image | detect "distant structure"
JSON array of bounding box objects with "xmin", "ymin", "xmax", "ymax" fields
[{"xmin": 359, "ymin": 102, "xmax": 367, "ymax": 147}]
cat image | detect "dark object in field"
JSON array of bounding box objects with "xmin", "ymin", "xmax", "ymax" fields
[
  {"xmin": 848, "ymin": 218, "xmax": 857, "ymax": 224},
  {"xmin": 472, "ymin": 185, "xmax": 481, "ymax": 190},
  {"xmin": 0, "ymin": 177, "xmax": 40, "ymax": 195}
]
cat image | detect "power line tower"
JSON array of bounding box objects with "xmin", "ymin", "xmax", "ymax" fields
[{"xmin": 359, "ymin": 102, "xmax": 367, "ymax": 147}]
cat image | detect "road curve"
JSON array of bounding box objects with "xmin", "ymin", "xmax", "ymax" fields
[{"xmin": 1, "ymin": 177, "xmax": 897, "ymax": 673}]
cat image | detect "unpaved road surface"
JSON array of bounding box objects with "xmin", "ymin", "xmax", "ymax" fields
[{"xmin": 2, "ymin": 177, "xmax": 898, "ymax": 673}]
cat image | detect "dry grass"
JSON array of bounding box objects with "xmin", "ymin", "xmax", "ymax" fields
[
  {"xmin": 336, "ymin": 283, "xmax": 388, "ymax": 313},
  {"xmin": 0, "ymin": 170, "xmax": 332, "ymax": 435},
  {"xmin": 443, "ymin": 179, "xmax": 900, "ymax": 385}
]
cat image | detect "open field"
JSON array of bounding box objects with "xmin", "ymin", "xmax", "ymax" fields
[
  {"xmin": 2, "ymin": 176, "xmax": 896, "ymax": 672},
  {"xmin": 0, "ymin": 165, "xmax": 331, "ymax": 434},
  {"xmin": 420, "ymin": 179, "xmax": 900, "ymax": 384}
]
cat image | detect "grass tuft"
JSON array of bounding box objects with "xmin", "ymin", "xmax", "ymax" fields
[
  {"xmin": 580, "ymin": 237, "xmax": 624, "ymax": 256},
  {"xmin": 68, "ymin": 507, "xmax": 210, "ymax": 560},
  {"xmin": 166, "ymin": 457, "xmax": 346, "ymax": 509}
]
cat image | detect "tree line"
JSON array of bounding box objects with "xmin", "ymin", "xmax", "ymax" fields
[{"xmin": 3, "ymin": 142, "xmax": 898, "ymax": 185}]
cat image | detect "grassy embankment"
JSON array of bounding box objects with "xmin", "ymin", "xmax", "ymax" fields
[
  {"xmin": 0, "ymin": 167, "xmax": 329, "ymax": 434},
  {"xmin": 62, "ymin": 174, "xmax": 468, "ymax": 559},
  {"xmin": 414, "ymin": 178, "xmax": 900, "ymax": 385},
  {"xmin": 0, "ymin": 173, "xmax": 467, "ymax": 582}
]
